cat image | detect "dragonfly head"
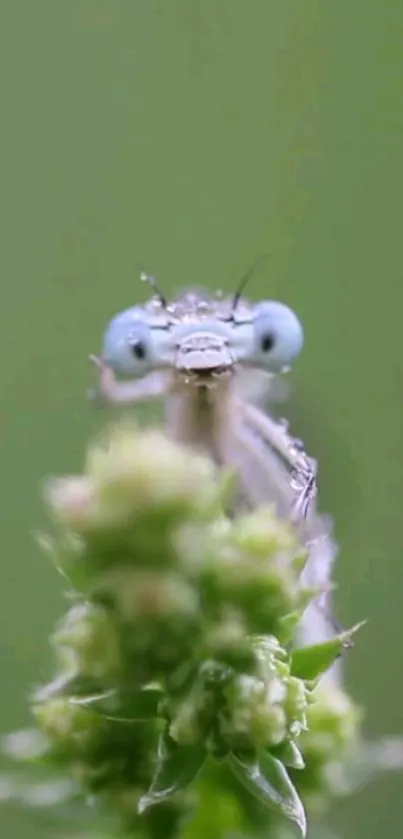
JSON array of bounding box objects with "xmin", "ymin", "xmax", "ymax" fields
[
  {"xmin": 175, "ymin": 330, "xmax": 234, "ymax": 380},
  {"xmin": 100, "ymin": 290, "xmax": 304, "ymax": 383}
]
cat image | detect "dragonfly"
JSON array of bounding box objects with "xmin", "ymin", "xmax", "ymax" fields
[{"xmin": 89, "ymin": 273, "xmax": 340, "ymax": 668}]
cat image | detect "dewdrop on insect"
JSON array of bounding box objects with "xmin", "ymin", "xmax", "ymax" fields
[{"xmin": 89, "ymin": 268, "xmax": 338, "ymax": 666}]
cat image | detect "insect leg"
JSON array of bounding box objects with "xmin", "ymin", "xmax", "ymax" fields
[
  {"xmin": 239, "ymin": 401, "xmax": 318, "ymax": 521},
  {"xmin": 88, "ymin": 356, "xmax": 170, "ymax": 404},
  {"xmin": 226, "ymin": 420, "xmax": 300, "ymax": 514},
  {"xmin": 234, "ymin": 404, "xmax": 343, "ymax": 666}
]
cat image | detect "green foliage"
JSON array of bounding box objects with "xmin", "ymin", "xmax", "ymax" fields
[
  {"xmin": 290, "ymin": 624, "xmax": 365, "ymax": 682},
  {"xmin": 227, "ymin": 750, "xmax": 306, "ymax": 836},
  {"xmin": 1, "ymin": 423, "xmax": 402, "ymax": 839}
]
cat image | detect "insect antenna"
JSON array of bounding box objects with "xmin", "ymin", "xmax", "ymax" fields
[
  {"xmin": 231, "ymin": 253, "xmax": 269, "ymax": 314},
  {"xmin": 140, "ymin": 271, "xmax": 168, "ymax": 308}
]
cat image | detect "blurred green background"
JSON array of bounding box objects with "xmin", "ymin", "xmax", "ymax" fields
[{"xmin": 0, "ymin": 1, "xmax": 402, "ymax": 837}]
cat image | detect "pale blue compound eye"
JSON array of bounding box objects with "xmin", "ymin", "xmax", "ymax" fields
[
  {"xmin": 102, "ymin": 306, "xmax": 153, "ymax": 376},
  {"xmin": 251, "ymin": 301, "xmax": 304, "ymax": 371}
]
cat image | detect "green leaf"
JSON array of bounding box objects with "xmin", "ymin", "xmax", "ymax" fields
[
  {"xmin": 270, "ymin": 741, "xmax": 305, "ymax": 770},
  {"xmin": 138, "ymin": 738, "xmax": 206, "ymax": 813},
  {"xmin": 70, "ymin": 686, "xmax": 164, "ymax": 721},
  {"xmin": 227, "ymin": 750, "xmax": 306, "ymax": 837},
  {"xmin": 291, "ymin": 622, "xmax": 366, "ymax": 681},
  {"xmin": 277, "ymin": 612, "xmax": 302, "ymax": 645}
]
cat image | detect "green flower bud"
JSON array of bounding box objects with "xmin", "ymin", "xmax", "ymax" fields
[
  {"xmin": 95, "ymin": 569, "xmax": 199, "ymax": 623},
  {"xmin": 168, "ymin": 663, "xmax": 230, "ymax": 748},
  {"xmin": 220, "ymin": 673, "xmax": 287, "ymax": 749},
  {"xmin": 289, "ymin": 683, "xmax": 362, "ymax": 813},
  {"xmin": 231, "ymin": 507, "xmax": 297, "ymax": 558},
  {"xmin": 252, "ymin": 635, "xmax": 290, "ymax": 682},
  {"xmin": 201, "ymin": 614, "xmax": 255, "ymax": 671},
  {"xmin": 45, "ymin": 477, "xmax": 95, "ymax": 529},
  {"xmin": 301, "ymin": 683, "xmax": 361, "ymax": 759},
  {"xmin": 214, "ymin": 637, "xmax": 310, "ymax": 753},
  {"xmin": 33, "ymin": 699, "xmax": 101, "ymax": 756},
  {"xmin": 193, "ymin": 508, "xmax": 311, "ymax": 639},
  {"xmin": 86, "ymin": 426, "xmax": 219, "ymax": 524},
  {"xmin": 89, "ymin": 569, "xmax": 201, "ymax": 678},
  {"xmin": 284, "ymin": 676, "xmax": 309, "ymax": 734},
  {"xmin": 44, "ymin": 427, "xmax": 230, "ymax": 583},
  {"xmin": 52, "ymin": 602, "xmax": 121, "ymax": 684},
  {"xmin": 169, "ymin": 698, "xmax": 204, "ymax": 747}
]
